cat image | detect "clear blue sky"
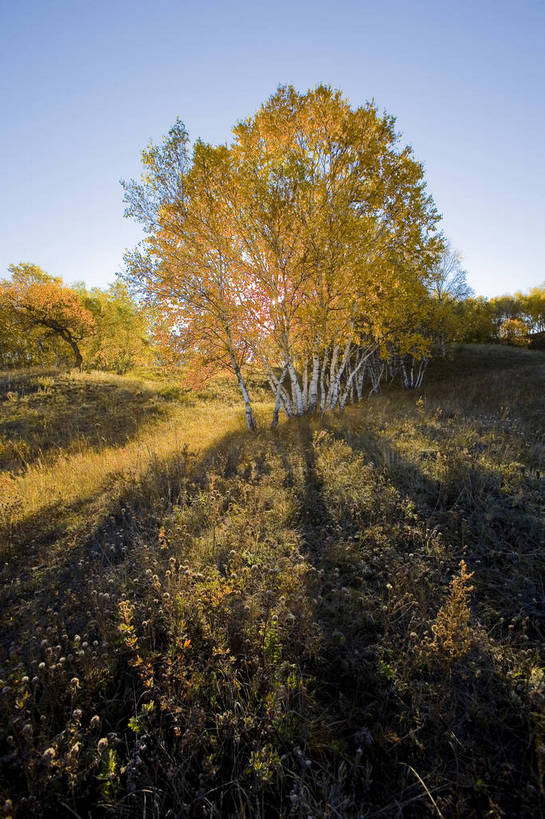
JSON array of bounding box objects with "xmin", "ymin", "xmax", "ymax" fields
[{"xmin": 1, "ymin": 0, "xmax": 544, "ymax": 297}]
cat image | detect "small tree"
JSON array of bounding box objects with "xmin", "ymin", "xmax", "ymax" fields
[
  {"xmin": 499, "ymin": 317, "xmax": 530, "ymax": 346},
  {"xmin": 429, "ymin": 244, "xmax": 473, "ymax": 303},
  {"xmin": 1, "ymin": 264, "xmax": 95, "ymax": 369},
  {"xmin": 489, "ymin": 295, "xmax": 522, "ymax": 337}
]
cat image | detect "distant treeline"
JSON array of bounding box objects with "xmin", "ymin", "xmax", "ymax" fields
[
  {"xmin": 1, "ymin": 262, "xmax": 544, "ymax": 375},
  {"xmin": 445, "ymin": 288, "xmax": 545, "ymax": 348},
  {"xmin": 0, "ymin": 263, "xmax": 156, "ymax": 372}
]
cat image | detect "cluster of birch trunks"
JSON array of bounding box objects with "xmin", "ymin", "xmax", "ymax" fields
[{"xmin": 252, "ymin": 343, "xmax": 430, "ymax": 429}]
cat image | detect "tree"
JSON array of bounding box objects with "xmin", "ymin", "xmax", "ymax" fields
[
  {"xmin": 489, "ymin": 295, "xmax": 523, "ymax": 337},
  {"xmin": 79, "ymin": 281, "xmax": 155, "ymax": 373},
  {"xmin": 499, "ymin": 317, "xmax": 530, "ymax": 346},
  {"xmin": 427, "ymin": 244, "xmax": 474, "ymax": 355},
  {"xmin": 122, "ymin": 86, "xmax": 442, "ymax": 426},
  {"xmin": 123, "ymin": 125, "xmax": 259, "ymax": 428},
  {"xmin": 429, "ymin": 244, "xmax": 473, "ymax": 302},
  {"xmin": 0, "ymin": 264, "xmax": 95, "ymax": 369},
  {"xmin": 518, "ymin": 285, "xmax": 545, "ymax": 334},
  {"xmin": 0, "ymin": 296, "xmax": 49, "ymax": 368},
  {"xmin": 228, "ymin": 86, "xmax": 442, "ymax": 409},
  {"xmin": 454, "ymin": 297, "xmax": 495, "ymax": 343}
]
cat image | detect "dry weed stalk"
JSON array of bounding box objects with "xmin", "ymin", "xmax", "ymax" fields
[{"xmin": 430, "ymin": 560, "xmax": 475, "ymax": 665}]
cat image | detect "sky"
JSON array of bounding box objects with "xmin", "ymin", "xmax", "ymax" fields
[{"xmin": 1, "ymin": 0, "xmax": 544, "ymax": 298}]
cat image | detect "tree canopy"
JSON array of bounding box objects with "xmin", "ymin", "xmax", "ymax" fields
[
  {"xmin": 123, "ymin": 85, "xmax": 443, "ymax": 427},
  {"xmin": 0, "ymin": 264, "xmax": 96, "ymax": 369},
  {"xmin": 79, "ymin": 280, "xmax": 155, "ymax": 373},
  {"xmin": 0, "ymin": 265, "xmax": 155, "ymax": 371}
]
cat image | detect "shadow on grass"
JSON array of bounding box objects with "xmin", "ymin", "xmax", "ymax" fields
[
  {"xmin": 1, "ymin": 408, "xmax": 543, "ymax": 817},
  {"xmin": 424, "ymin": 343, "xmax": 545, "ymax": 385},
  {"xmin": 0, "ymin": 371, "xmax": 182, "ymax": 472},
  {"xmin": 0, "ymin": 369, "xmax": 62, "ymax": 397},
  {"xmin": 285, "ymin": 418, "xmax": 544, "ymax": 816},
  {"xmin": 0, "ymin": 425, "xmax": 253, "ymax": 657},
  {"xmin": 343, "ymin": 418, "xmax": 545, "ymax": 635}
]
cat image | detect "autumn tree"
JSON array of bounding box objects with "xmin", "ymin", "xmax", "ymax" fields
[
  {"xmin": 454, "ymin": 285, "xmax": 545, "ymax": 347},
  {"xmin": 227, "ymin": 87, "xmax": 442, "ymax": 408},
  {"xmin": 0, "ymin": 296, "xmax": 50, "ymax": 368},
  {"xmin": 122, "ymin": 86, "xmax": 442, "ymax": 425},
  {"xmin": 489, "ymin": 295, "xmax": 522, "ymax": 336},
  {"xmin": 79, "ymin": 280, "xmax": 155, "ymax": 373},
  {"xmin": 123, "ymin": 124, "xmax": 259, "ymax": 428},
  {"xmin": 489, "ymin": 293, "xmax": 533, "ymax": 346},
  {"xmin": 498, "ymin": 317, "xmax": 530, "ymax": 346},
  {"xmin": 0, "ymin": 264, "xmax": 95, "ymax": 369},
  {"xmin": 454, "ymin": 297, "xmax": 495, "ymax": 343},
  {"xmin": 516, "ymin": 285, "xmax": 545, "ymax": 334}
]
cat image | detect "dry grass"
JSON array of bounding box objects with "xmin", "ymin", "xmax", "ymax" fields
[
  {"xmin": 1, "ymin": 348, "xmax": 544, "ymax": 818},
  {"xmin": 0, "ymin": 369, "xmax": 272, "ymax": 542}
]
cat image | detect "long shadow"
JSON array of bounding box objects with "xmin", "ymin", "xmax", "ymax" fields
[
  {"xmin": 317, "ymin": 418, "xmax": 545, "ymax": 815},
  {"xmin": 0, "ymin": 423, "xmax": 263, "ymax": 818},
  {"xmin": 0, "ymin": 372, "xmax": 181, "ymax": 472},
  {"xmin": 0, "ymin": 425, "xmax": 253, "ymax": 659},
  {"xmin": 342, "ymin": 421, "xmax": 545, "ymax": 635},
  {"xmin": 0, "ymin": 369, "xmax": 61, "ymax": 397},
  {"xmin": 1, "ymin": 407, "xmax": 542, "ymax": 816},
  {"xmin": 270, "ymin": 421, "xmax": 411, "ymax": 813}
]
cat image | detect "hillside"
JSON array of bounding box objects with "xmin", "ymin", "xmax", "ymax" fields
[{"xmin": 1, "ymin": 345, "xmax": 544, "ymax": 817}]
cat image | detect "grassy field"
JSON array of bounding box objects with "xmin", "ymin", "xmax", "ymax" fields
[{"xmin": 1, "ymin": 345, "xmax": 544, "ymax": 817}]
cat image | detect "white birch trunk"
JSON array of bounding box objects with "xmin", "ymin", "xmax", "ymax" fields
[
  {"xmin": 264, "ymin": 359, "xmax": 293, "ymax": 416},
  {"xmin": 308, "ymin": 348, "xmax": 320, "ymax": 412},
  {"xmin": 414, "ymin": 357, "xmax": 428, "ymax": 388},
  {"xmin": 288, "ymin": 360, "xmax": 305, "ymax": 415},
  {"xmin": 302, "ymin": 357, "xmax": 309, "ymax": 411},
  {"xmin": 319, "ymin": 347, "xmax": 330, "ymax": 413},
  {"xmin": 228, "ymin": 347, "xmax": 256, "ymax": 430},
  {"xmin": 271, "ymin": 364, "xmax": 288, "ymax": 429},
  {"xmin": 356, "ymin": 367, "xmax": 365, "ymax": 401},
  {"xmin": 400, "ymin": 355, "xmax": 428, "ymax": 389},
  {"xmin": 368, "ymin": 354, "xmax": 385, "ymax": 395},
  {"xmin": 338, "ymin": 346, "xmax": 374, "ymax": 411},
  {"xmin": 223, "ymin": 317, "xmax": 256, "ymax": 430},
  {"xmin": 401, "ymin": 361, "xmax": 409, "ymax": 389},
  {"xmin": 325, "ymin": 345, "xmax": 340, "ymax": 410},
  {"xmin": 328, "ymin": 339, "xmax": 352, "ymax": 410}
]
